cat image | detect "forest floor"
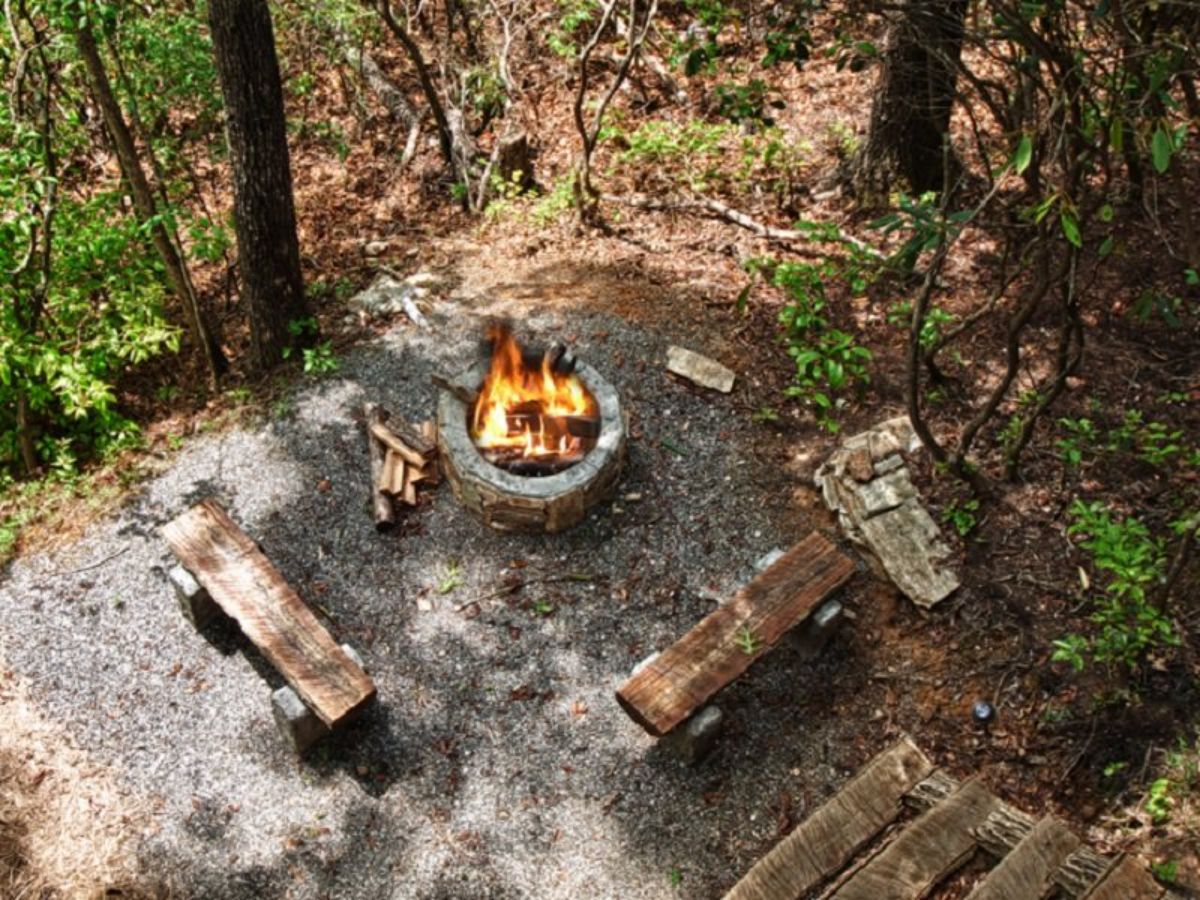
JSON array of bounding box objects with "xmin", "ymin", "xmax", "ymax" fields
[{"xmin": 3, "ymin": 14, "xmax": 1199, "ymax": 899}]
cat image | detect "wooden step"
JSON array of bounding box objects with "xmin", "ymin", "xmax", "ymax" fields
[
  {"xmin": 723, "ymin": 737, "xmax": 934, "ymax": 900},
  {"xmin": 965, "ymin": 816, "xmax": 1081, "ymax": 900},
  {"xmin": 831, "ymin": 777, "xmax": 999, "ymax": 900},
  {"xmin": 616, "ymin": 532, "xmax": 855, "ymax": 736},
  {"xmin": 1082, "ymin": 856, "xmax": 1164, "ymax": 900},
  {"xmin": 163, "ymin": 500, "xmax": 376, "ymax": 727},
  {"xmin": 905, "ymin": 771, "xmax": 1115, "ymax": 899}
]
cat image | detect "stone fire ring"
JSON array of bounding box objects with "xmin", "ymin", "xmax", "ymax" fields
[{"xmin": 436, "ymin": 361, "xmax": 626, "ymax": 533}]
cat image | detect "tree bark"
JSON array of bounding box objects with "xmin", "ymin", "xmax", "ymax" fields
[
  {"xmin": 74, "ymin": 26, "xmax": 227, "ymax": 387},
  {"xmin": 851, "ymin": 0, "xmax": 969, "ymax": 198},
  {"xmin": 208, "ymin": 0, "xmax": 308, "ymax": 369}
]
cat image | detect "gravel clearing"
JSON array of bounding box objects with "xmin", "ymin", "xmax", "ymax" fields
[{"xmin": 0, "ymin": 278, "xmax": 876, "ymax": 899}]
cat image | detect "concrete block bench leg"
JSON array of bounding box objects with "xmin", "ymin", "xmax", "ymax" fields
[
  {"xmin": 790, "ymin": 598, "xmax": 844, "ymax": 661},
  {"xmin": 629, "ymin": 652, "xmax": 724, "ymax": 766},
  {"xmin": 662, "ymin": 705, "xmax": 724, "ymax": 766},
  {"xmin": 169, "ymin": 564, "xmax": 220, "ymax": 628},
  {"xmin": 272, "ymin": 644, "xmax": 366, "ymax": 754}
]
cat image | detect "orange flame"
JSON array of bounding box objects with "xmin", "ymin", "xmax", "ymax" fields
[{"xmin": 471, "ymin": 325, "xmax": 597, "ymax": 461}]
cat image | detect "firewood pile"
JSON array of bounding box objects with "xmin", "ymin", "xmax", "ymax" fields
[{"xmin": 363, "ymin": 402, "xmax": 439, "ymax": 532}]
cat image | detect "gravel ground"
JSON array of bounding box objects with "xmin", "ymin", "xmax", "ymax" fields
[{"xmin": 0, "ymin": 275, "xmax": 878, "ymax": 899}]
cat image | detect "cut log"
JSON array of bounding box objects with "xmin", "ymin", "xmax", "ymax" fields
[
  {"xmin": 369, "ymin": 419, "xmax": 436, "ymax": 466},
  {"xmin": 724, "ymin": 737, "xmax": 934, "ymax": 900},
  {"xmin": 616, "ymin": 532, "xmax": 855, "ymax": 736},
  {"xmin": 380, "ymin": 450, "xmax": 400, "ymax": 494},
  {"xmin": 163, "ymin": 500, "xmax": 376, "ymax": 727},
  {"xmin": 965, "ymin": 816, "xmax": 1081, "ymax": 900},
  {"xmin": 401, "ymin": 461, "xmax": 419, "ymax": 506},
  {"xmin": 832, "ymin": 777, "xmax": 999, "ymax": 900},
  {"xmin": 388, "ymin": 454, "xmax": 408, "ymax": 496},
  {"xmin": 364, "ymin": 402, "xmax": 395, "ymax": 532}
]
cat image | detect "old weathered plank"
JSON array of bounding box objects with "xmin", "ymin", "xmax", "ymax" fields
[
  {"xmin": 163, "ymin": 500, "xmax": 376, "ymax": 727},
  {"xmin": 616, "ymin": 532, "xmax": 855, "ymax": 736},
  {"xmin": 832, "ymin": 777, "xmax": 999, "ymax": 900},
  {"xmin": 966, "ymin": 816, "xmax": 1081, "ymax": 900},
  {"xmin": 724, "ymin": 737, "xmax": 934, "ymax": 900},
  {"xmin": 1082, "ymin": 856, "xmax": 1165, "ymax": 900},
  {"xmin": 905, "ymin": 773, "xmax": 1117, "ymax": 899}
]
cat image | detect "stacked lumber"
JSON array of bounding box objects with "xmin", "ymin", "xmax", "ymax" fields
[{"xmin": 364, "ymin": 402, "xmax": 439, "ymax": 531}]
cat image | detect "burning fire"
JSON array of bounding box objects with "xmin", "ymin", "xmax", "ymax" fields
[{"xmin": 471, "ymin": 325, "xmax": 598, "ymax": 470}]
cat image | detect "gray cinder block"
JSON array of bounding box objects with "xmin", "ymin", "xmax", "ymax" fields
[
  {"xmin": 271, "ymin": 643, "xmax": 367, "ymax": 754},
  {"xmin": 169, "ymin": 565, "xmax": 219, "ymax": 628},
  {"xmin": 662, "ymin": 705, "xmax": 724, "ymax": 766},
  {"xmin": 791, "ymin": 598, "xmax": 844, "ymax": 660}
]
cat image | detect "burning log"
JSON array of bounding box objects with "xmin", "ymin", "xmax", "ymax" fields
[
  {"xmin": 363, "ymin": 402, "xmax": 395, "ymax": 532},
  {"xmin": 506, "ymin": 412, "xmax": 601, "ymax": 440}
]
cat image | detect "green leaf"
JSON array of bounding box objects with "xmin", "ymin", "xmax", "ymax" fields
[
  {"xmin": 1099, "ymin": 203, "xmax": 1114, "ymax": 223},
  {"xmin": 1098, "ymin": 235, "xmax": 1114, "ymax": 259},
  {"xmin": 1109, "ymin": 117, "xmax": 1124, "ymax": 154},
  {"xmin": 1013, "ymin": 134, "xmax": 1033, "ymax": 174},
  {"xmin": 1152, "ymin": 125, "xmax": 1172, "ymax": 174},
  {"xmin": 1060, "ymin": 209, "xmax": 1082, "ymax": 248}
]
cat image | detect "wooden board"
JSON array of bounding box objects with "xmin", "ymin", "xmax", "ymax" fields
[
  {"xmin": 905, "ymin": 772, "xmax": 1116, "ymax": 900},
  {"xmin": 966, "ymin": 816, "xmax": 1081, "ymax": 900},
  {"xmin": 832, "ymin": 777, "xmax": 999, "ymax": 900},
  {"xmin": 724, "ymin": 737, "xmax": 934, "ymax": 900},
  {"xmin": 163, "ymin": 500, "xmax": 376, "ymax": 727},
  {"xmin": 616, "ymin": 532, "xmax": 855, "ymax": 736},
  {"xmin": 1082, "ymin": 856, "xmax": 1164, "ymax": 900}
]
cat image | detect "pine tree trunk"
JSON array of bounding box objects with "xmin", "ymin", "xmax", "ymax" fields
[
  {"xmin": 208, "ymin": 0, "xmax": 308, "ymax": 369},
  {"xmin": 74, "ymin": 26, "xmax": 227, "ymax": 387},
  {"xmin": 851, "ymin": 0, "xmax": 969, "ymax": 198}
]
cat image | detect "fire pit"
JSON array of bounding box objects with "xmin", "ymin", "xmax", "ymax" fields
[{"xmin": 436, "ymin": 328, "xmax": 625, "ymax": 532}]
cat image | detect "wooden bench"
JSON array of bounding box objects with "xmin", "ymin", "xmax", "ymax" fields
[
  {"xmin": 163, "ymin": 500, "xmax": 377, "ymax": 753},
  {"xmin": 616, "ymin": 531, "xmax": 855, "ymax": 762}
]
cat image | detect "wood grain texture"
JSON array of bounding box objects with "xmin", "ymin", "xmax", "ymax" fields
[
  {"xmin": 833, "ymin": 778, "xmax": 998, "ymax": 900},
  {"xmin": 164, "ymin": 500, "xmax": 376, "ymax": 727},
  {"xmin": 966, "ymin": 817, "xmax": 1081, "ymax": 900},
  {"xmin": 906, "ymin": 772, "xmax": 1116, "ymax": 899},
  {"xmin": 1082, "ymin": 857, "xmax": 1165, "ymax": 900},
  {"xmin": 723, "ymin": 737, "xmax": 934, "ymax": 900},
  {"xmin": 616, "ymin": 532, "xmax": 855, "ymax": 736}
]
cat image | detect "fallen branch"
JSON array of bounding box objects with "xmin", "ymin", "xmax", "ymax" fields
[
  {"xmin": 332, "ymin": 24, "xmax": 421, "ymax": 166},
  {"xmin": 600, "ymin": 193, "xmax": 884, "ymax": 260}
]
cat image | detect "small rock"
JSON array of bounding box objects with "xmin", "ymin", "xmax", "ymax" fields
[
  {"xmin": 666, "ymin": 346, "xmax": 735, "ymax": 393},
  {"xmin": 873, "ymin": 454, "xmax": 905, "ymax": 475},
  {"xmin": 363, "ymin": 240, "xmax": 389, "ymax": 257},
  {"xmin": 406, "ymin": 271, "xmax": 443, "ymax": 289}
]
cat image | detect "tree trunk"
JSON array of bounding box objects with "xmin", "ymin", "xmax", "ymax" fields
[
  {"xmin": 208, "ymin": 0, "xmax": 308, "ymax": 369},
  {"xmin": 851, "ymin": 0, "xmax": 969, "ymax": 198},
  {"xmin": 74, "ymin": 26, "xmax": 227, "ymax": 387}
]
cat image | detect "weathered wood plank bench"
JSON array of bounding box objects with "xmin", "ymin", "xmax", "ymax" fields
[
  {"xmin": 163, "ymin": 499, "xmax": 377, "ymax": 753},
  {"xmin": 616, "ymin": 531, "xmax": 855, "ymax": 762}
]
